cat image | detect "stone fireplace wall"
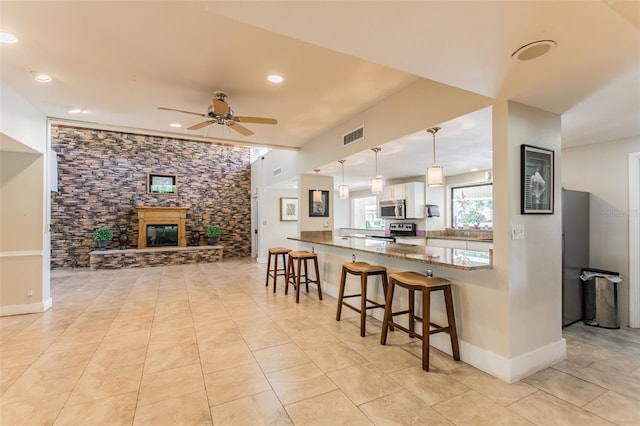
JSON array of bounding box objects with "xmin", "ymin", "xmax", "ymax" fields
[{"xmin": 50, "ymin": 125, "xmax": 251, "ymax": 268}]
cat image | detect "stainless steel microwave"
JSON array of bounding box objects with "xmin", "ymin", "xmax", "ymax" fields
[{"xmin": 379, "ymin": 200, "xmax": 406, "ymax": 219}]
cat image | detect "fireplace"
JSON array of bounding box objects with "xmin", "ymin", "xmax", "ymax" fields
[
  {"xmin": 146, "ymin": 224, "xmax": 179, "ymax": 247},
  {"xmin": 136, "ymin": 206, "xmax": 188, "ymax": 248}
]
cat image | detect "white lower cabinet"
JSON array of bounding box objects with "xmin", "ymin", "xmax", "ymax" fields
[{"xmin": 426, "ymin": 238, "xmax": 493, "ymax": 250}]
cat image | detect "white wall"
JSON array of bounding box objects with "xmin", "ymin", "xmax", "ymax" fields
[
  {"xmin": 562, "ymin": 136, "xmax": 638, "ymax": 326},
  {"xmin": 0, "ymin": 83, "xmax": 51, "ymax": 315}
]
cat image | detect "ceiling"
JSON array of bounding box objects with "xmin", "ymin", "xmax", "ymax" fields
[{"xmin": 1, "ymin": 1, "xmax": 638, "ymax": 189}]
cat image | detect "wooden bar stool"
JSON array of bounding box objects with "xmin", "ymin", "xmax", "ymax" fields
[
  {"xmin": 285, "ymin": 251, "xmax": 323, "ymax": 303},
  {"xmin": 336, "ymin": 262, "xmax": 390, "ymax": 337},
  {"xmin": 380, "ymin": 271, "xmax": 460, "ymax": 371},
  {"xmin": 265, "ymin": 247, "xmax": 292, "ymax": 293}
]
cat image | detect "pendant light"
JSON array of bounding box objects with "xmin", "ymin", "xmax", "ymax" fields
[
  {"xmin": 427, "ymin": 127, "xmax": 443, "ymax": 187},
  {"xmin": 370, "ymin": 147, "xmax": 384, "ymax": 194},
  {"xmin": 338, "ymin": 160, "xmax": 349, "ymax": 199},
  {"xmin": 312, "ymin": 169, "xmax": 323, "ymax": 202}
]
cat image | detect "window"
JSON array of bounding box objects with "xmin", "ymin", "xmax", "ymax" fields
[
  {"xmin": 352, "ymin": 196, "xmax": 385, "ymax": 229},
  {"xmin": 452, "ymin": 184, "xmax": 493, "ymax": 229}
]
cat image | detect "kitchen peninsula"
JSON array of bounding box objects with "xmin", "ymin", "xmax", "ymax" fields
[{"xmin": 289, "ymin": 235, "xmax": 492, "ymax": 270}]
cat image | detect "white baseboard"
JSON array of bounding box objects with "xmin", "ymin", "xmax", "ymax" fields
[
  {"xmin": 256, "ymin": 257, "xmax": 267, "ymax": 264},
  {"xmin": 0, "ymin": 298, "xmax": 53, "ymax": 316}
]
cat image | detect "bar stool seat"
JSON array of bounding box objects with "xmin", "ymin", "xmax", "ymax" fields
[
  {"xmin": 286, "ymin": 251, "xmax": 323, "ymax": 303},
  {"xmin": 265, "ymin": 247, "xmax": 292, "ymax": 293},
  {"xmin": 336, "ymin": 262, "xmax": 389, "ymax": 337},
  {"xmin": 381, "ymin": 271, "xmax": 460, "ymax": 371}
]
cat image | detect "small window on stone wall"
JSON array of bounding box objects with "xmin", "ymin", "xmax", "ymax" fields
[{"xmin": 148, "ymin": 173, "xmax": 177, "ymax": 195}]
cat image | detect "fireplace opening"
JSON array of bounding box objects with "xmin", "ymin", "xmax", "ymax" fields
[{"xmin": 146, "ymin": 224, "xmax": 179, "ymax": 247}]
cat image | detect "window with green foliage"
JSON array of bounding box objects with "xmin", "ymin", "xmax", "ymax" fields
[
  {"xmin": 452, "ymin": 184, "xmax": 493, "ymax": 229},
  {"xmin": 352, "ymin": 196, "xmax": 385, "ymax": 229}
]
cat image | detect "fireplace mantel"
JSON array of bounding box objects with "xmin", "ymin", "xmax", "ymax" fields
[{"xmin": 136, "ymin": 206, "xmax": 188, "ymax": 248}]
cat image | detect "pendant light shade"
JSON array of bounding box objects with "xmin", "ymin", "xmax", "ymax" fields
[
  {"xmin": 312, "ymin": 169, "xmax": 323, "ymax": 202},
  {"xmin": 338, "ymin": 160, "xmax": 349, "ymax": 199},
  {"xmin": 370, "ymin": 147, "xmax": 384, "ymax": 194},
  {"xmin": 426, "ymin": 127, "xmax": 443, "ymax": 187}
]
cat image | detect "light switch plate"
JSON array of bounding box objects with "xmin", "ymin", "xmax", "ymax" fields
[{"xmin": 511, "ymin": 224, "xmax": 525, "ymax": 240}]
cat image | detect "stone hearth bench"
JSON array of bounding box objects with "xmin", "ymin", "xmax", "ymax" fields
[{"xmin": 89, "ymin": 246, "xmax": 223, "ymax": 270}]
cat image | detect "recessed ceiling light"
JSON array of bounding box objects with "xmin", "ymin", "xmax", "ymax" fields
[
  {"xmin": 170, "ymin": 123, "xmax": 182, "ymax": 128},
  {"xmin": 68, "ymin": 108, "xmax": 82, "ymax": 114},
  {"xmin": 267, "ymin": 74, "xmax": 284, "ymax": 83},
  {"xmin": 511, "ymin": 40, "xmax": 557, "ymax": 62},
  {"xmin": 0, "ymin": 32, "xmax": 18, "ymax": 44},
  {"xmin": 34, "ymin": 73, "xmax": 52, "ymax": 83},
  {"xmin": 470, "ymin": 168, "xmax": 479, "ymax": 172}
]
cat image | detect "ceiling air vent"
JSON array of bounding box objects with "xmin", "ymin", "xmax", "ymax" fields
[
  {"xmin": 343, "ymin": 125, "xmax": 364, "ymax": 146},
  {"xmin": 273, "ymin": 167, "xmax": 282, "ymax": 176}
]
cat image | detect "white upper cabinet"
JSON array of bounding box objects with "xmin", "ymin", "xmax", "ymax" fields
[{"xmin": 380, "ymin": 182, "xmax": 425, "ymax": 218}]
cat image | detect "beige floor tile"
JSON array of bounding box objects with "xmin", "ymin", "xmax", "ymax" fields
[
  {"xmin": 204, "ymin": 362, "xmax": 271, "ymax": 406},
  {"xmin": 66, "ymin": 363, "xmax": 143, "ymax": 406},
  {"xmin": 0, "ymin": 390, "xmax": 70, "ymax": 426},
  {"xmin": 389, "ymin": 366, "xmax": 470, "ymax": 406},
  {"xmin": 450, "ymin": 367, "xmax": 538, "ymax": 406},
  {"xmin": 253, "ymin": 342, "xmax": 312, "ymax": 373},
  {"xmin": 508, "ymin": 390, "xmax": 614, "ymax": 425},
  {"xmin": 199, "ymin": 341, "xmax": 256, "ymax": 374},
  {"xmin": 86, "ymin": 343, "xmax": 148, "ymax": 373},
  {"xmin": 138, "ymin": 363, "xmax": 205, "ymax": 406},
  {"xmin": 285, "ymin": 389, "xmax": 372, "ymax": 426},
  {"xmin": 523, "ymin": 367, "xmax": 607, "ymax": 407},
  {"xmin": 144, "ymin": 341, "xmax": 200, "ymax": 374},
  {"xmin": 1, "ymin": 365, "xmax": 84, "ymax": 403},
  {"xmin": 240, "ymin": 327, "xmax": 292, "ymax": 351},
  {"xmin": 435, "ymin": 390, "xmax": 532, "ymax": 425},
  {"xmin": 287, "ymin": 326, "xmax": 340, "ymax": 350},
  {"xmin": 357, "ymin": 344, "xmax": 421, "ymax": 373},
  {"xmin": 266, "ymin": 363, "xmax": 337, "ymax": 405},
  {"xmin": 54, "ymin": 391, "xmax": 137, "ymax": 425},
  {"xmin": 327, "ymin": 363, "xmax": 403, "ymax": 405},
  {"xmin": 583, "ymin": 390, "xmax": 640, "ymax": 426},
  {"xmin": 210, "ymin": 390, "xmax": 292, "ymax": 425},
  {"xmin": 0, "ymin": 365, "xmax": 28, "ymax": 395},
  {"xmin": 304, "ymin": 342, "xmax": 366, "ymax": 373},
  {"xmin": 359, "ymin": 389, "xmax": 451, "ymax": 425},
  {"xmin": 572, "ymin": 364, "xmax": 640, "ymax": 401},
  {"xmin": 30, "ymin": 347, "xmax": 96, "ymax": 372},
  {"xmin": 107, "ymin": 315, "xmax": 154, "ymax": 335},
  {"xmin": 133, "ymin": 390, "xmax": 212, "ymax": 425}
]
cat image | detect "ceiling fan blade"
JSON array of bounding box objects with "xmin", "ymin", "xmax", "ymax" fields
[
  {"xmin": 158, "ymin": 106, "xmax": 205, "ymax": 117},
  {"xmin": 212, "ymin": 99, "xmax": 229, "ymax": 116},
  {"xmin": 228, "ymin": 122, "xmax": 254, "ymax": 136},
  {"xmin": 233, "ymin": 116, "xmax": 278, "ymax": 125},
  {"xmin": 188, "ymin": 120, "xmax": 215, "ymax": 130}
]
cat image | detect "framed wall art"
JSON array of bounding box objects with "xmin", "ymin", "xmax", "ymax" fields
[
  {"xmin": 309, "ymin": 190, "xmax": 329, "ymax": 217},
  {"xmin": 521, "ymin": 144, "xmax": 554, "ymax": 214},
  {"xmin": 280, "ymin": 197, "xmax": 298, "ymax": 221},
  {"xmin": 148, "ymin": 173, "xmax": 177, "ymax": 195}
]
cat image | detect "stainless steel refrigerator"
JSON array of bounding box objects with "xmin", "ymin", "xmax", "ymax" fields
[{"xmin": 562, "ymin": 189, "xmax": 590, "ymax": 327}]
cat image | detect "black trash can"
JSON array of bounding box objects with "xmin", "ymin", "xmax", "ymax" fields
[{"xmin": 580, "ymin": 268, "xmax": 622, "ymax": 329}]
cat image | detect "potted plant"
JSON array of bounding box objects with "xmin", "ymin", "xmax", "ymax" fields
[
  {"xmin": 93, "ymin": 227, "xmax": 113, "ymax": 250},
  {"xmin": 206, "ymin": 225, "xmax": 221, "ymax": 245}
]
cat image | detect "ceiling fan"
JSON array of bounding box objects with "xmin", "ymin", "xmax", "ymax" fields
[{"xmin": 158, "ymin": 91, "xmax": 277, "ymax": 136}]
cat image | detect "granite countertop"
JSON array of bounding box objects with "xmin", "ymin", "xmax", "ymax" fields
[{"xmin": 289, "ymin": 236, "xmax": 492, "ymax": 270}]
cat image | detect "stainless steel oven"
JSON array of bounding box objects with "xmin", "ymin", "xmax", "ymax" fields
[{"xmin": 379, "ymin": 200, "xmax": 406, "ymax": 219}]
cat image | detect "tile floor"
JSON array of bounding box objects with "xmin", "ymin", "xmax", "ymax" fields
[{"xmin": 1, "ymin": 259, "xmax": 639, "ymax": 425}]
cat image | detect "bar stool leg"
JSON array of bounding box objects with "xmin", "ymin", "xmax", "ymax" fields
[
  {"xmin": 303, "ymin": 259, "xmax": 310, "ymax": 292},
  {"xmin": 444, "ymin": 286, "xmax": 461, "ymax": 361},
  {"xmin": 295, "ymin": 257, "xmax": 303, "ymax": 303},
  {"xmin": 422, "ymin": 287, "xmax": 431, "ymax": 371},
  {"xmin": 409, "ymin": 289, "xmax": 415, "ymax": 336},
  {"xmin": 380, "ymin": 278, "xmax": 396, "ymax": 345},
  {"xmin": 285, "ymin": 256, "xmax": 292, "ymax": 295},
  {"xmin": 313, "ymin": 257, "xmax": 323, "ymax": 300},
  {"xmin": 265, "ymin": 251, "xmax": 272, "ymax": 287},
  {"xmin": 336, "ymin": 266, "xmax": 347, "ymax": 321},
  {"xmin": 360, "ymin": 272, "xmax": 367, "ymax": 337},
  {"xmin": 273, "ymin": 253, "xmax": 280, "ymax": 293}
]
